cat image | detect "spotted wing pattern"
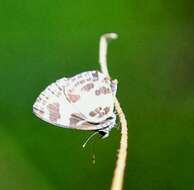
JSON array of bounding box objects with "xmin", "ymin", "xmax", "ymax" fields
[
  {"xmin": 33, "ymin": 78, "xmax": 74, "ymax": 127},
  {"xmin": 64, "ymin": 71, "xmax": 117, "ymax": 123}
]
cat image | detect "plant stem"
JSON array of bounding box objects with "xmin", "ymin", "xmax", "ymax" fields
[{"xmin": 99, "ymin": 33, "xmax": 128, "ymax": 190}]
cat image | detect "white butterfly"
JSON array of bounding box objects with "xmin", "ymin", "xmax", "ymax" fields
[{"xmin": 33, "ymin": 70, "xmax": 117, "ymax": 139}]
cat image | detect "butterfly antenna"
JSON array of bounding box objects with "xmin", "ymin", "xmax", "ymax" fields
[{"xmin": 82, "ymin": 131, "xmax": 99, "ymax": 148}]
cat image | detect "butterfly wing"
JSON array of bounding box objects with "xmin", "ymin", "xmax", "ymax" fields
[
  {"xmin": 64, "ymin": 71, "xmax": 117, "ymax": 123},
  {"xmin": 33, "ymin": 77, "xmax": 106, "ymax": 130}
]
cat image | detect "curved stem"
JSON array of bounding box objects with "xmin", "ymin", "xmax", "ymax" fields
[
  {"xmin": 99, "ymin": 33, "xmax": 118, "ymax": 79},
  {"xmin": 99, "ymin": 33, "xmax": 128, "ymax": 190}
]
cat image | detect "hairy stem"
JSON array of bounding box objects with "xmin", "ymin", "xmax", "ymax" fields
[{"xmin": 99, "ymin": 33, "xmax": 128, "ymax": 190}]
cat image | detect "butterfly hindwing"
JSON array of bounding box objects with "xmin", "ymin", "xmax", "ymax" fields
[{"xmin": 64, "ymin": 71, "xmax": 117, "ymax": 123}]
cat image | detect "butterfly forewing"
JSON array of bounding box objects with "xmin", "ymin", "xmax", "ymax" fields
[{"xmin": 33, "ymin": 80, "xmax": 77, "ymax": 128}]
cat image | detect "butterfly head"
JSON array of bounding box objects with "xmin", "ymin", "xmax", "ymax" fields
[{"xmin": 98, "ymin": 113, "xmax": 116, "ymax": 138}]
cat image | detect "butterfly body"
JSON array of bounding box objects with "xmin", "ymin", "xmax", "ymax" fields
[{"xmin": 33, "ymin": 71, "xmax": 117, "ymax": 138}]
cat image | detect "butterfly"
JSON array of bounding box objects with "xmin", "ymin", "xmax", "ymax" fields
[{"xmin": 33, "ymin": 70, "xmax": 117, "ymax": 140}]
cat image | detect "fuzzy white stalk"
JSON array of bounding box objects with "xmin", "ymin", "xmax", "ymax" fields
[{"xmin": 99, "ymin": 33, "xmax": 128, "ymax": 190}]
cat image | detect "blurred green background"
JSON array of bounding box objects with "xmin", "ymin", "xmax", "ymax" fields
[{"xmin": 1, "ymin": 0, "xmax": 194, "ymax": 189}]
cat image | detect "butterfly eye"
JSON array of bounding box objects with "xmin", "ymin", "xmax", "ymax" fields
[{"xmin": 98, "ymin": 130, "xmax": 107, "ymax": 136}]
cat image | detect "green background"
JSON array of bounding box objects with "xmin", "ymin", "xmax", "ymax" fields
[{"xmin": 1, "ymin": 0, "xmax": 194, "ymax": 189}]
